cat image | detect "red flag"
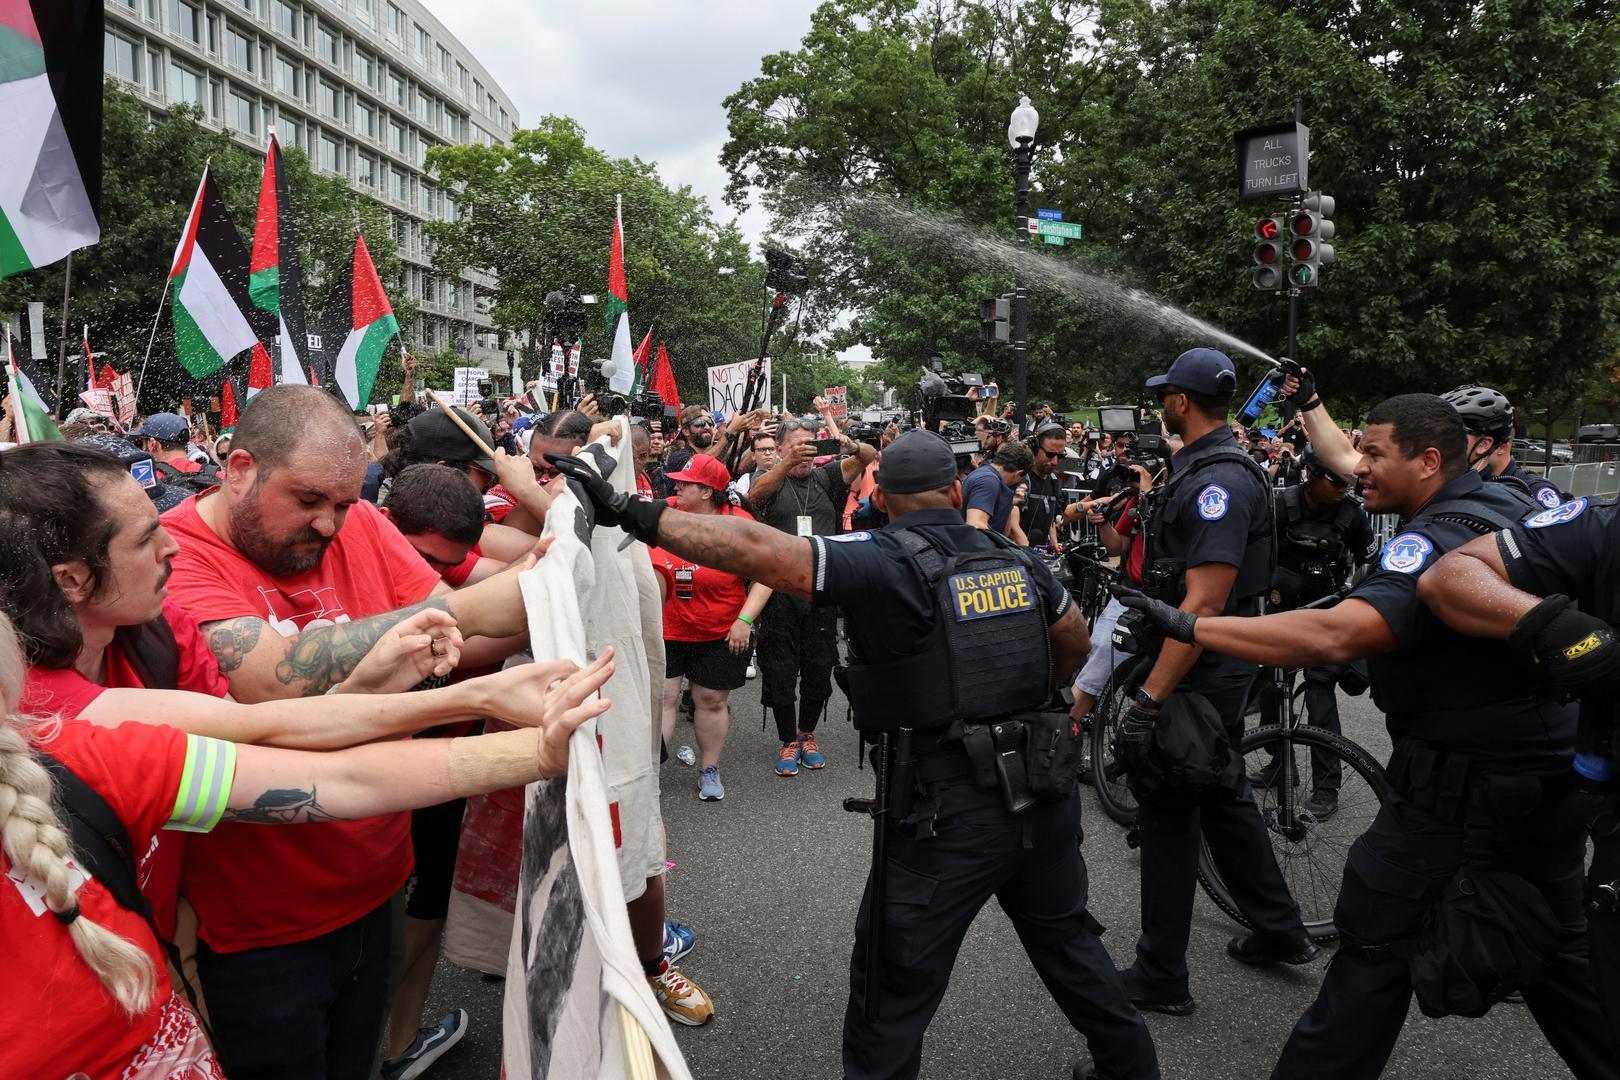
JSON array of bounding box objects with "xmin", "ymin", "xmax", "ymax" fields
[
  {"xmin": 651, "ymin": 341, "xmax": 681, "ymax": 416},
  {"xmin": 97, "ymin": 362, "xmax": 116, "ymax": 390},
  {"xmin": 246, "ymin": 342, "xmax": 274, "ymax": 398},
  {"xmin": 630, "ymin": 329, "xmax": 652, "ymax": 393},
  {"xmin": 220, "ymin": 378, "xmax": 239, "ymax": 429}
]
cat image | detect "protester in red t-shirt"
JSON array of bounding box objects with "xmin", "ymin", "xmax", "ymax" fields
[
  {"xmin": 156, "ymin": 386, "xmax": 542, "ymax": 1078},
  {"xmin": 646, "ymin": 454, "xmax": 769, "ymax": 802},
  {"xmin": 0, "ymin": 605, "xmax": 613, "ymax": 1080}
]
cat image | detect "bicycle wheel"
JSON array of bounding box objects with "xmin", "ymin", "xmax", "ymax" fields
[
  {"xmin": 1195, "ymin": 723, "xmax": 1392, "ymax": 943},
  {"xmin": 1091, "ymin": 655, "xmax": 1146, "ymax": 827}
]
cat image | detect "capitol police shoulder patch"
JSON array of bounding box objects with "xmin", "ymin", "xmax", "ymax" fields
[
  {"xmin": 826, "ymin": 531, "xmax": 872, "ymax": 542},
  {"xmin": 1196, "ymin": 484, "xmax": 1230, "ymax": 521},
  {"xmin": 1380, "ymin": 532, "xmax": 1434, "ymax": 575},
  {"xmin": 1524, "ymin": 497, "xmax": 1587, "ymax": 529},
  {"xmin": 1535, "ymin": 487, "xmax": 1562, "ymax": 509}
]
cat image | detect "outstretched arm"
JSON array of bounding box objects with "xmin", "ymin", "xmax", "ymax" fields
[
  {"xmin": 1415, "ymin": 535, "xmax": 1530, "ymax": 639},
  {"xmin": 653, "ymin": 510, "xmax": 814, "ymax": 599}
]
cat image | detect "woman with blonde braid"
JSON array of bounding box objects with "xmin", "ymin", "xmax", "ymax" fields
[{"xmin": 0, "ymin": 611, "xmax": 613, "ymax": 1079}]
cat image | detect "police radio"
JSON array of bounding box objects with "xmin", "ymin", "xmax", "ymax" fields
[{"xmin": 1239, "ymin": 358, "xmax": 1303, "ymax": 424}]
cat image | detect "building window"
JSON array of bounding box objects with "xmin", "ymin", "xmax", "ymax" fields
[
  {"xmin": 354, "ymin": 100, "xmax": 374, "ymax": 138},
  {"xmin": 414, "ymin": 24, "xmax": 429, "ymax": 56},
  {"xmin": 357, "ymin": 153, "xmax": 376, "ymax": 188},
  {"xmin": 390, "ymin": 168, "xmax": 407, "ymax": 203},
  {"xmin": 499, "ymin": 107, "xmax": 508, "ymax": 130},
  {"xmin": 440, "ymin": 110, "xmax": 458, "ymax": 140},
  {"xmin": 147, "ymin": 48, "xmax": 163, "ymax": 92},
  {"xmin": 319, "ymin": 135, "xmax": 340, "ymax": 173},
  {"xmin": 388, "ymin": 118, "xmax": 405, "ymax": 153},
  {"xmin": 386, "ymin": 3, "xmax": 404, "ymax": 39},
  {"xmin": 104, "ymin": 31, "xmax": 141, "ymax": 83},
  {"xmin": 442, "ymin": 195, "xmax": 457, "ymax": 222},
  {"xmin": 388, "ymin": 71, "xmax": 405, "ymax": 106},
  {"xmin": 226, "ymin": 28, "xmax": 255, "ymax": 73},
  {"xmin": 170, "ymin": 61, "xmax": 205, "ymax": 108},
  {"xmin": 273, "ymin": 0, "xmax": 297, "ymax": 38},
  {"xmin": 353, "ymin": 49, "xmax": 373, "ymax": 87},
  {"xmin": 421, "ymin": 185, "xmax": 435, "ymax": 217},
  {"xmin": 275, "ymin": 55, "xmax": 298, "ymax": 95},
  {"xmin": 486, "ymin": 92, "xmax": 495, "ymax": 117},
  {"xmin": 280, "ymin": 115, "xmax": 303, "ymax": 148},
  {"xmin": 436, "ymin": 45, "xmax": 450, "ymax": 77},
  {"xmin": 415, "ymin": 139, "xmax": 428, "ymax": 169},
  {"xmin": 416, "ymin": 91, "xmax": 432, "ymax": 124},
  {"xmin": 316, "ymin": 23, "xmax": 338, "ymax": 65},
  {"xmin": 170, "ymin": 0, "xmax": 201, "ymax": 43},
  {"xmin": 473, "ymin": 78, "xmax": 484, "ymax": 110},
  {"xmin": 456, "ymin": 63, "xmax": 467, "ymax": 93},
  {"xmin": 319, "ymin": 81, "xmax": 341, "ymax": 119},
  {"xmin": 229, "ymin": 91, "xmax": 258, "ymax": 135}
]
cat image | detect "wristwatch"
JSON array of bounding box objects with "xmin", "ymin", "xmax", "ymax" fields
[{"xmin": 1133, "ymin": 687, "xmax": 1162, "ymax": 712}]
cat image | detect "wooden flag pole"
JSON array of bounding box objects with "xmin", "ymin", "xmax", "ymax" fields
[
  {"xmin": 426, "ymin": 389, "xmax": 498, "ymax": 460},
  {"xmin": 618, "ymin": 1003, "xmax": 657, "ymax": 1080},
  {"xmin": 52, "ymin": 252, "xmax": 73, "ymax": 417}
]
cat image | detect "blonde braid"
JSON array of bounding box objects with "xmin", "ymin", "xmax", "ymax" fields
[{"xmin": 0, "ymin": 616, "xmax": 157, "ymax": 1017}]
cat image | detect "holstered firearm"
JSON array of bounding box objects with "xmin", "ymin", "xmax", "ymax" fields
[{"xmin": 843, "ymin": 727, "xmax": 913, "ymax": 1021}]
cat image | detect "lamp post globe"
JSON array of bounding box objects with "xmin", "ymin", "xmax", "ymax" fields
[{"xmin": 1007, "ymin": 93, "xmax": 1039, "ymax": 148}]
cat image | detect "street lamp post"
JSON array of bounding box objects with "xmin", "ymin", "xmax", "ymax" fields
[
  {"xmin": 1007, "ymin": 94, "xmax": 1039, "ymax": 434},
  {"xmin": 506, "ymin": 349, "xmax": 516, "ymax": 397}
]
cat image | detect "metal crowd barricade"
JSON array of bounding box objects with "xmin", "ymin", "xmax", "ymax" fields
[{"xmin": 1547, "ymin": 462, "xmax": 1620, "ymax": 500}]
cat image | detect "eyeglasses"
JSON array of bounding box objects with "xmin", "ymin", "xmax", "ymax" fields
[
  {"xmin": 687, "ymin": 418, "xmax": 714, "ymax": 429},
  {"xmin": 1038, "ymin": 447, "xmax": 1065, "ymax": 458}
]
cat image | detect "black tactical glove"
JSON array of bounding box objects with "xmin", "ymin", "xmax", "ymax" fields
[
  {"xmin": 1111, "ymin": 583, "xmax": 1198, "ymax": 644},
  {"xmin": 1115, "ymin": 698, "xmax": 1159, "ymax": 777},
  {"xmin": 1508, "ymin": 594, "xmax": 1620, "ymax": 697},
  {"xmin": 545, "ymin": 453, "xmax": 666, "ymax": 546},
  {"xmin": 1280, "ymin": 361, "xmax": 1318, "ymax": 410}
]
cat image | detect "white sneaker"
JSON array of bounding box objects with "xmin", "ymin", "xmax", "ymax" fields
[{"xmin": 746, "ymin": 664, "xmax": 757, "ymax": 679}]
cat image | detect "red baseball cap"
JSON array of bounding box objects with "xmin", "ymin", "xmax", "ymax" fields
[{"xmin": 665, "ymin": 453, "xmax": 731, "ymax": 491}]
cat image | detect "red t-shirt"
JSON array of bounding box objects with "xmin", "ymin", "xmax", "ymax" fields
[
  {"xmin": 440, "ymin": 544, "xmax": 484, "ymax": 588},
  {"xmin": 19, "ymin": 601, "xmax": 228, "ymax": 939},
  {"xmin": 161, "ymin": 495, "xmax": 441, "ymax": 952},
  {"xmin": 648, "ymin": 503, "xmax": 754, "ymax": 642},
  {"xmin": 162, "ymin": 457, "xmax": 204, "ymax": 474},
  {"xmin": 0, "ymin": 719, "xmax": 191, "ymax": 1079}
]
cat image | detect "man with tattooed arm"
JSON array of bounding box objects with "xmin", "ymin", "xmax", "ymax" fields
[{"xmin": 161, "ymin": 385, "xmax": 535, "ymax": 1079}]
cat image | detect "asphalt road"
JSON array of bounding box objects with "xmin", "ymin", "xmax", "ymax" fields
[{"xmin": 415, "ymin": 682, "xmax": 1573, "ymax": 1080}]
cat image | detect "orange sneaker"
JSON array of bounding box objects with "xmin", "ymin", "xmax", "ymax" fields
[
  {"xmin": 774, "ymin": 740, "xmax": 801, "ymax": 776},
  {"xmin": 798, "ymin": 732, "xmax": 826, "ymax": 769}
]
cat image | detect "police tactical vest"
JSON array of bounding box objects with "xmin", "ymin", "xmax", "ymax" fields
[
  {"xmin": 1140, "ymin": 445, "xmax": 1275, "ymax": 607},
  {"xmin": 1368, "ymin": 483, "xmax": 1544, "ymax": 721},
  {"xmin": 842, "ymin": 527, "xmax": 1051, "ymax": 733}
]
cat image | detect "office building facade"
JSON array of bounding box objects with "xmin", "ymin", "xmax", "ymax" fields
[{"xmin": 103, "ymin": 0, "xmax": 517, "ymax": 366}]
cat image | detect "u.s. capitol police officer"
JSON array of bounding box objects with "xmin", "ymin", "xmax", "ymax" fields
[
  {"xmin": 1441, "ymin": 384, "xmax": 1566, "ymax": 509},
  {"xmin": 1113, "ymin": 393, "xmax": 1616, "ymax": 1078},
  {"xmin": 548, "ymin": 431, "xmax": 1158, "ymax": 1080},
  {"xmin": 1420, "ymin": 492, "xmax": 1620, "ymax": 1068},
  {"xmin": 1113, "ymin": 348, "xmax": 1316, "ymax": 1014}
]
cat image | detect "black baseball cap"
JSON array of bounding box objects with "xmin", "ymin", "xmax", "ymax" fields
[
  {"xmin": 876, "ymin": 430, "xmax": 959, "ymax": 494},
  {"xmin": 406, "ymin": 407, "xmax": 498, "ymax": 473},
  {"xmin": 1145, "ymin": 348, "xmax": 1239, "ymax": 397}
]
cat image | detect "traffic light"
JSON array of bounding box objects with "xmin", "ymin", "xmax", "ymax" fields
[
  {"xmin": 979, "ymin": 296, "xmax": 1010, "ymax": 343},
  {"xmin": 1288, "ymin": 193, "xmax": 1335, "ymax": 288},
  {"xmin": 1251, "ymin": 215, "xmax": 1285, "ymax": 290}
]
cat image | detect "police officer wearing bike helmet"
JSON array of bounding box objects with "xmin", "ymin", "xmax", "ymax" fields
[
  {"xmin": 1114, "ymin": 348, "xmax": 1316, "ymax": 1016},
  {"xmin": 546, "ymin": 431, "xmax": 1159, "ymax": 1080},
  {"xmin": 1265, "ymin": 447, "xmax": 1377, "ymax": 819},
  {"xmin": 1112, "ymin": 391, "xmax": 1615, "ymax": 1078},
  {"xmin": 1442, "ymin": 384, "xmax": 1566, "ymax": 509},
  {"xmin": 1419, "ymin": 493, "xmax": 1620, "ymax": 1066}
]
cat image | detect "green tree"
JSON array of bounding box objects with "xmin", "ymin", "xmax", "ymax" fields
[
  {"xmin": 0, "ymin": 86, "xmax": 409, "ymax": 412},
  {"xmin": 723, "ymin": 0, "xmax": 1620, "ymax": 421},
  {"xmin": 424, "ymin": 117, "xmax": 767, "ymax": 410}
]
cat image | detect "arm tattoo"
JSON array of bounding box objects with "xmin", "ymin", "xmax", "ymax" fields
[
  {"xmin": 219, "ymin": 785, "xmax": 346, "ymax": 824},
  {"xmin": 656, "ymin": 511, "xmax": 814, "ymax": 597},
  {"xmin": 203, "ymin": 617, "xmax": 265, "ymax": 674},
  {"xmin": 274, "ymin": 598, "xmax": 452, "ymax": 696}
]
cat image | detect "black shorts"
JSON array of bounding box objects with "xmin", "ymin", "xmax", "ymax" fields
[
  {"xmin": 665, "ymin": 637, "xmax": 750, "ymax": 692},
  {"xmin": 405, "ymin": 797, "xmax": 466, "ymax": 921}
]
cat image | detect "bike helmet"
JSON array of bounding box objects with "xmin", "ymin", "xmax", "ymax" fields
[{"xmin": 1441, "ymin": 385, "xmax": 1515, "ymax": 443}]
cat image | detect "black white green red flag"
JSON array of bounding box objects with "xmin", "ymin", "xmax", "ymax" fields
[
  {"xmin": 320, "ymin": 229, "xmax": 399, "ymax": 408},
  {"xmin": 605, "ymin": 195, "xmax": 634, "ymax": 395},
  {"xmin": 248, "ymin": 132, "xmax": 309, "ymax": 386},
  {"xmin": 169, "ymin": 165, "xmax": 259, "ymax": 379},
  {"xmin": 0, "ymin": 0, "xmax": 102, "ymax": 280},
  {"xmin": 5, "ymin": 327, "xmax": 60, "ymax": 442}
]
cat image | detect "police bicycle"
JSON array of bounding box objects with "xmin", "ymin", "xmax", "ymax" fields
[{"xmin": 1061, "ymin": 551, "xmax": 1125, "ymax": 788}]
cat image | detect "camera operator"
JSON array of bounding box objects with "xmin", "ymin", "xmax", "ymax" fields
[
  {"xmin": 1091, "ymin": 431, "xmax": 1139, "ymax": 500},
  {"xmin": 1263, "ymin": 448, "xmax": 1377, "ymax": 818},
  {"xmin": 1021, "ymin": 424, "xmax": 1070, "ymax": 551},
  {"xmin": 974, "ymin": 415, "xmax": 1011, "ymax": 466},
  {"xmin": 962, "ymin": 441, "xmax": 1032, "ymax": 542}
]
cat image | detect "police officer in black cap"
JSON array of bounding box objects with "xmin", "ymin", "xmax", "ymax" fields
[
  {"xmin": 548, "ymin": 430, "xmax": 1159, "ymax": 1080},
  {"xmin": 1264, "ymin": 447, "xmax": 1377, "ymax": 819},
  {"xmin": 1419, "ymin": 491, "xmax": 1620, "ymax": 1067},
  {"xmin": 1114, "ymin": 348, "xmax": 1315, "ymax": 1016},
  {"xmin": 1112, "ymin": 393, "xmax": 1616, "ymax": 1078}
]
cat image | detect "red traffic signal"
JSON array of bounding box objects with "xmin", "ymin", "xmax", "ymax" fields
[
  {"xmin": 1291, "ymin": 212, "xmax": 1316, "ymax": 237},
  {"xmin": 1254, "ymin": 217, "xmax": 1280, "ymax": 241}
]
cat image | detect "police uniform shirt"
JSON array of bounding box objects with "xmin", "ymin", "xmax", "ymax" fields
[
  {"xmin": 807, "ymin": 508, "xmax": 1070, "ymax": 667},
  {"xmin": 1159, "ymin": 426, "xmax": 1270, "ymax": 596},
  {"xmin": 1500, "ymin": 457, "xmax": 1564, "ymax": 510},
  {"xmin": 1349, "ymin": 469, "xmax": 1575, "ymax": 768},
  {"xmin": 1496, "ymin": 495, "xmax": 1619, "ymax": 625},
  {"xmin": 1276, "ymin": 486, "xmax": 1379, "ymax": 568},
  {"xmin": 754, "ymin": 460, "xmax": 850, "ymax": 538}
]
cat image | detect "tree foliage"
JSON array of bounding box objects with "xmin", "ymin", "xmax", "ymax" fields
[
  {"xmin": 721, "ymin": 0, "xmax": 1620, "ymax": 421},
  {"xmin": 424, "ymin": 118, "xmax": 769, "ymax": 407},
  {"xmin": 0, "ymin": 86, "xmax": 407, "ymax": 411}
]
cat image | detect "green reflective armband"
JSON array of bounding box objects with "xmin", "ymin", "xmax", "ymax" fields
[{"xmin": 166, "ymin": 734, "xmax": 238, "ymax": 833}]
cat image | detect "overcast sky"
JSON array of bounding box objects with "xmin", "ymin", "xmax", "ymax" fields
[{"xmin": 433, "ymin": 0, "xmax": 820, "ymax": 256}]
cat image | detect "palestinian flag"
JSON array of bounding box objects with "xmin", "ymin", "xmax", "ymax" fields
[
  {"xmin": 650, "ymin": 341, "xmax": 681, "ymax": 416},
  {"xmin": 5, "ymin": 329, "xmax": 60, "ymax": 442},
  {"xmin": 628, "ymin": 328, "xmax": 651, "ymax": 396},
  {"xmin": 0, "ymin": 1, "xmax": 102, "ymax": 280},
  {"xmin": 219, "ymin": 377, "xmax": 240, "ymax": 429},
  {"xmin": 248, "ymin": 133, "xmax": 308, "ymax": 386},
  {"xmin": 170, "ymin": 165, "xmax": 259, "ymax": 378},
  {"xmin": 604, "ymin": 196, "xmax": 633, "ymax": 395},
  {"xmin": 320, "ymin": 229, "xmax": 398, "ymax": 409}
]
